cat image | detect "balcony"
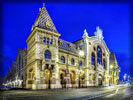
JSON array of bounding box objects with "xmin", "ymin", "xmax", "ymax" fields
[{"xmin": 42, "ymin": 59, "xmax": 56, "ymax": 64}]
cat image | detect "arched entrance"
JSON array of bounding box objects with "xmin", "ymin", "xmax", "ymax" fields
[
  {"xmin": 44, "ymin": 69, "xmax": 51, "ymax": 89},
  {"xmin": 98, "ymin": 74, "xmax": 102, "ymax": 86},
  {"xmin": 70, "ymin": 71, "xmax": 76, "ymax": 87},
  {"xmin": 116, "ymin": 79, "xmax": 119, "ymax": 85},
  {"xmin": 60, "ymin": 70, "xmax": 66, "ymax": 88}
]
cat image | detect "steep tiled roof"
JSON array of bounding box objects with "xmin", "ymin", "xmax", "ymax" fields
[
  {"xmin": 58, "ymin": 39, "xmax": 77, "ymax": 53},
  {"xmin": 34, "ymin": 5, "xmax": 58, "ymax": 33}
]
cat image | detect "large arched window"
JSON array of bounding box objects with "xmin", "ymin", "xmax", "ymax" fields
[
  {"xmin": 45, "ymin": 50, "xmax": 51, "ymax": 59},
  {"xmin": 97, "ymin": 46, "xmax": 102, "ymax": 64},
  {"xmin": 91, "ymin": 53, "xmax": 95, "ymax": 66},
  {"xmin": 61, "ymin": 56, "xmax": 65, "ymax": 64},
  {"xmin": 103, "ymin": 59, "xmax": 106, "ymax": 69},
  {"xmin": 71, "ymin": 58, "xmax": 75, "ymax": 65}
]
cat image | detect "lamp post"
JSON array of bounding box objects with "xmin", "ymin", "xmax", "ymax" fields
[{"xmin": 78, "ymin": 50, "xmax": 84, "ymax": 88}]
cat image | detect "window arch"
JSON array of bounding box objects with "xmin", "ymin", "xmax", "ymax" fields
[
  {"xmin": 61, "ymin": 56, "xmax": 65, "ymax": 64},
  {"xmin": 71, "ymin": 58, "xmax": 75, "ymax": 65},
  {"xmin": 91, "ymin": 53, "xmax": 95, "ymax": 66},
  {"xmin": 44, "ymin": 50, "xmax": 51, "ymax": 59},
  {"xmin": 79, "ymin": 61, "xmax": 82, "ymax": 67},
  {"xmin": 97, "ymin": 46, "xmax": 102, "ymax": 64}
]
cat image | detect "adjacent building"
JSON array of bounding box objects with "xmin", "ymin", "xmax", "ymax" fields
[
  {"xmin": 109, "ymin": 52, "xmax": 120, "ymax": 85},
  {"xmin": 5, "ymin": 49, "xmax": 27, "ymax": 88}
]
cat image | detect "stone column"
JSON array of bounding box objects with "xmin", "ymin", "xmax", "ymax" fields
[
  {"xmin": 106, "ymin": 54, "xmax": 110, "ymax": 86},
  {"xmin": 82, "ymin": 29, "xmax": 90, "ymax": 87},
  {"xmin": 54, "ymin": 64, "xmax": 61, "ymax": 88},
  {"xmin": 32, "ymin": 61, "xmax": 41, "ymax": 89}
]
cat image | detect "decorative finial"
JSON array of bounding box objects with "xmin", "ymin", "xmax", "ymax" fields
[
  {"xmin": 82, "ymin": 29, "xmax": 89, "ymax": 38},
  {"xmin": 83, "ymin": 29, "xmax": 88, "ymax": 37},
  {"xmin": 94, "ymin": 26, "xmax": 104, "ymax": 40},
  {"xmin": 43, "ymin": 2, "xmax": 45, "ymax": 7}
]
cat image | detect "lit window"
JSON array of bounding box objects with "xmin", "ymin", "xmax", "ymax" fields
[
  {"xmin": 44, "ymin": 50, "xmax": 51, "ymax": 59},
  {"xmin": 71, "ymin": 58, "xmax": 75, "ymax": 65},
  {"xmin": 61, "ymin": 56, "xmax": 65, "ymax": 63},
  {"xmin": 97, "ymin": 46, "xmax": 102, "ymax": 64},
  {"xmin": 91, "ymin": 53, "xmax": 95, "ymax": 66}
]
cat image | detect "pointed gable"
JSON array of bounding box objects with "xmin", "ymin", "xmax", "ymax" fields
[
  {"xmin": 110, "ymin": 52, "xmax": 117, "ymax": 64},
  {"xmin": 34, "ymin": 4, "xmax": 58, "ymax": 33}
]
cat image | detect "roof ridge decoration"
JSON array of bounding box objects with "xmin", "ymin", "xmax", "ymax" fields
[
  {"xmin": 94, "ymin": 26, "xmax": 104, "ymax": 40},
  {"xmin": 82, "ymin": 29, "xmax": 89, "ymax": 38},
  {"xmin": 33, "ymin": 3, "xmax": 58, "ymax": 33}
]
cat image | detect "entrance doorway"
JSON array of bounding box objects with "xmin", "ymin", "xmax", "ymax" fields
[
  {"xmin": 98, "ymin": 75, "xmax": 102, "ymax": 85},
  {"xmin": 60, "ymin": 70, "xmax": 66, "ymax": 88},
  {"xmin": 44, "ymin": 69, "xmax": 51, "ymax": 89},
  {"xmin": 70, "ymin": 71, "xmax": 76, "ymax": 87}
]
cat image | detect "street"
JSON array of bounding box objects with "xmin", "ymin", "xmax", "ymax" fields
[
  {"xmin": 90, "ymin": 86, "xmax": 133, "ymax": 100},
  {"xmin": 0, "ymin": 85, "xmax": 132, "ymax": 100}
]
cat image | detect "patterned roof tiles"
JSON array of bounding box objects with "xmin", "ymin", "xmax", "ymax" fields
[
  {"xmin": 34, "ymin": 6, "xmax": 58, "ymax": 33},
  {"xmin": 58, "ymin": 39, "xmax": 77, "ymax": 53}
]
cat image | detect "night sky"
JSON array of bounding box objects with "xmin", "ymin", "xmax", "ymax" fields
[{"xmin": 1, "ymin": 2, "xmax": 131, "ymax": 80}]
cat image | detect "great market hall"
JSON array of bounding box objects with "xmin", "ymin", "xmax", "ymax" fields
[{"xmin": 4, "ymin": 3, "xmax": 120, "ymax": 89}]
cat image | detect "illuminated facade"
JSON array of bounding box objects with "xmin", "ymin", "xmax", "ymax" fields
[
  {"xmin": 4, "ymin": 4, "xmax": 119, "ymax": 89},
  {"xmin": 24, "ymin": 4, "xmax": 119, "ymax": 89}
]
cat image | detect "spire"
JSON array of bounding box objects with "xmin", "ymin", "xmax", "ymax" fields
[
  {"xmin": 43, "ymin": 2, "xmax": 45, "ymax": 7},
  {"xmin": 82, "ymin": 29, "xmax": 89, "ymax": 38},
  {"xmin": 94, "ymin": 26, "xmax": 104, "ymax": 39},
  {"xmin": 33, "ymin": 3, "xmax": 58, "ymax": 33}
]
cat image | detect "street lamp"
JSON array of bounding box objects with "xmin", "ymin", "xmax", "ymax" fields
[{"xmin": 78, "ymin": 50, "xmax": 84, "ymax": 88}]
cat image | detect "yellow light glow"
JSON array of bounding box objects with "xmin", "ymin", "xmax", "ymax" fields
[
  {"xmin": 110, "ymin": 65, "xmax": 113, "ymax": 69},
  {"xmin": 79, "ymin": 51, "xmax": 84, "ymax": 57}
]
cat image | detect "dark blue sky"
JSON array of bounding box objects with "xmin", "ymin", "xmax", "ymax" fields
[{"xmin": 2, "ymin": 2, "xmax": 130, "ymax": 80}]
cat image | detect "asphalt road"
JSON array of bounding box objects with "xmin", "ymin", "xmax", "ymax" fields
[
  {"xmin": 0, "ymin": 85, "xmax": 132, "ymax": 100},
  {"xmin": 89, "ymin": 86, "xmax": 133, "ymax": 100}
]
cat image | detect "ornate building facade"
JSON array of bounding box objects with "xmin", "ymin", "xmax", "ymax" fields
[
  {"xmin": 4, "ymin": 3, "xmax": 120, "ymax": 89},
  {"xmin": 24, "ymin": 4, "xmax": 119, "ymax": 89}
]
